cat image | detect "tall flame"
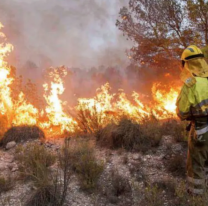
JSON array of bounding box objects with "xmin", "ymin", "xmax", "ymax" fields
[{"xmin": 41, "ymin": 67, "xmax": 77, "ymax": 133}]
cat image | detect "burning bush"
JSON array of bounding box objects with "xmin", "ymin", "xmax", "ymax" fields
[
  {"xmin": 0, "ymin": 125, "xmax": 45, "ymax": 146},
  {"xmin": 0, "ymin": 115, "xmax": 8, "ymax": 141}
]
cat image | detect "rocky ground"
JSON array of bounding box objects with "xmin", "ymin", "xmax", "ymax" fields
[{"xmin": 0, "ymin": 135, "xmax": 188, "ymax": 206}]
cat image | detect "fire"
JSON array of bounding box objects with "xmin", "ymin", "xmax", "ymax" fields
[
  {"xmin": 41, "ymin": 67, "xmax": 77, "ymax": 133},
  {"xmin": 0, "ymin": 22, "xmax": 181, "ymax": 137},
  {"xmin": 152, "ymin": 83, "xmax": 179, "ymax": 119},
  {"xmin": 13, "ymin": 92, "xmax": 38, "ymax": 125},
  {"xmin": 77, "ymin": 83, "xmax": 179, "ymax": 127}
]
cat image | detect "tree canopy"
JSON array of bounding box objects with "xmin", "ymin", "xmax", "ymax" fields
[{"xmin": 116, "ymin": 0, "xmax": 208, "ymax": 72}]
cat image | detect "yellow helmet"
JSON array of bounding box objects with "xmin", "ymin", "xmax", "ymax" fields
[
  {"xmin": 181, "ymin": 45, "xmax": 208, "ymax": 78},
  {"xmin": 181, "ymin": 45, "xmax": 204, "ymax": 61}
]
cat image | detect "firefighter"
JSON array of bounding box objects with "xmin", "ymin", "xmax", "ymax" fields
[{"xmin": 176, "ymin": 45, "xmax": 208, "ymax": 195}]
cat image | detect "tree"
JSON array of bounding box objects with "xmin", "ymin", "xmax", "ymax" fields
[
  {"xmin": 116, "ymin": 0, "xmax": 208, "ymax": 72},
  {"xmin": 186, "ymin": 0, "xmax": 208, "ymax": 44}
]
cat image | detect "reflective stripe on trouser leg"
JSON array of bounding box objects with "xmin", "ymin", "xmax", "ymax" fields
[
  {"xmin": 187, "ymin": 176, "xmax": 204, "ymax": 194},
  {"xmin": 187, "ymin": 125, "xmax": 207, "ymax": 195}
]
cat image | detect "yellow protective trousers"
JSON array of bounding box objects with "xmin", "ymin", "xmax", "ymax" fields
[{"xmin": 187, "ymin": 123, "xmax": 208, "ymax": 195}]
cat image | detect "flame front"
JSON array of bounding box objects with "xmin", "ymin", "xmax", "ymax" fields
[{"xmin": 0, "ymin": 22, "xmax": 181, "ymax": 137}]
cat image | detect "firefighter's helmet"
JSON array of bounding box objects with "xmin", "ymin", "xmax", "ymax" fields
[
  {"xmin": 181, "ymin": 45, "xmax": 208, "ymax": 78},
  {"xmin": 181, "ymin": 45, "xmax": 204, "ymax": 61}
]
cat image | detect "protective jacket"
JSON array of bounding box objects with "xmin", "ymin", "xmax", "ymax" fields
[{"xmin": 177, "ymin": 77, "xmax": 208, "ymax": 121}]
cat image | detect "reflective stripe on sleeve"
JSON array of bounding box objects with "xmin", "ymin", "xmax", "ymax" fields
[
  {"xmin": 195, "ymin": 125, "xmax": 208, "ymax": 135},
  {"xmin": 187, "ymin": 176, "xmax": 204, "ymax": 185},
  {"xmin": 177, "ymin": 109, "xmax": 190, "ymax": 120}
]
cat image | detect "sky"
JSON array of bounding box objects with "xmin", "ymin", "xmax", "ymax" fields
[{"xmin": 0, "ymin": 0, "xmax": 131, "ymax": 71}]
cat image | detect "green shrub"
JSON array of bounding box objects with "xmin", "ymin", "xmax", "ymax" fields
[
  {"xmin": 15, "ymin": 143, "xmax": 55, "ymax": 185},
  {"xmin": 64, "ymin": 138, "xmax": 104, "ymax": 191},
  {"xmin": 110, "ymin": 169, "xmax": 131, "ymax": 197},
  {"xmin": 24, "ymin": 185, "xmax": 59, "ymax": 206},
  {"xmin": 0, "ymin": 176, "xmax": 13, "ymax": 194},
  {"xmin": 140, "ymin": 183, "xmax": 164, "ymax": 206},
  {"xmin": 167, "ymin": 155, "xmax": 186, "ymax": 177},
  {"xmin": 174, "ymin": 181, "xmax": 208, "ymax": 206},
  {"xmin": 1, "ymin": 125, "xmax": 45, "ymax": 146}
]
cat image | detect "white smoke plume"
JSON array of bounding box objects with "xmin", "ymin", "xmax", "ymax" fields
[{"xmin": 0, "ymin": 0, "xmax": 130, "ymax": 75}]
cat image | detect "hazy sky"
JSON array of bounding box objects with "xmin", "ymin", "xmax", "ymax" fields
[{"xmin": 0, "ymin": 0, "xmax": 131, "ymax": 70}]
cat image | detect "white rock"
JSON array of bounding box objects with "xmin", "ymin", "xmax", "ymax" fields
[
  {"xmin": 171, "ymin": 144, "xmax": 182, "ymax": 154},
  {"xmin": 5, "ymin": 141, "xmax": 16, "ymax": 150},
  {"xmin": 132, "ymin": 154, "xmax": 140, "ymax": 160}
]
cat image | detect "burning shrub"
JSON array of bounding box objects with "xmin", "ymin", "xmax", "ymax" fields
[
  {"xmin": 0, "ymin": 115, "xmax": 8, "ymax": 141},
  {"xmin": 76, "ymin": 104, "xmax": 103, "ymax": 134},
  {"xmin": 0, "ymin": 125, "xmax": 45, "ymax": 146}
]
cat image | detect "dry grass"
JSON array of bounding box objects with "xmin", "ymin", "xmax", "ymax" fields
[
  {"xmin": 1, "ymin": 125, "xmax": 45, "ymax": 146},
  {"xmin": 161, "ymin": 119, "xmax": 187, "ymax": 142}
]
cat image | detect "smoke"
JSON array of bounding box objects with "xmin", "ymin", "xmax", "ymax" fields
[{"xmin": 0, "ymin": 0, "xmax": 130, "ymax": 74}]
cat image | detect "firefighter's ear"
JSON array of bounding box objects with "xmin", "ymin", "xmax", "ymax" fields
[{"xmin": 180, "ymin": 69, "xmax": 196, "ymax": 87}]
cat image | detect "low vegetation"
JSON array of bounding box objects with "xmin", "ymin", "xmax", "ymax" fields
[
  {"xmin": 64, "ymin": 138, "xmax": 104, "ymax": 191},
  {"xmin": 15, "ymin": 143, "xmax": 56, "ymax": 184},
  {"xmin": 0, "ymin": 176, "xmax": 14, "ymax": 194},
  {"xmin": 0, "ymin": 125, "xmax": 45, "ymax": 146},
  {"xmin": 167, "ymin": 154, "xmax": 186, "ymax": 177}
]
